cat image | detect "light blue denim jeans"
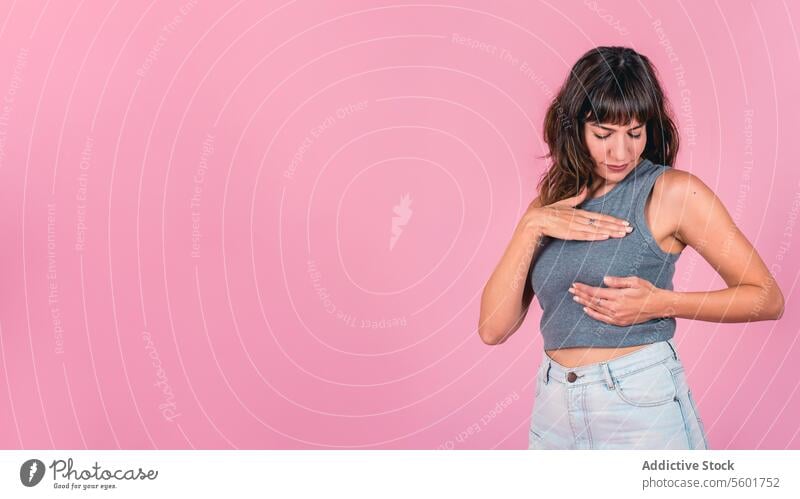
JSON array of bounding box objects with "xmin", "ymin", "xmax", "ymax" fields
[{"xmin": 528, "ymin": 338, "xmax": 709, "ymax": 450}]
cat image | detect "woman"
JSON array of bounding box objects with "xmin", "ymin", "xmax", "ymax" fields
[{"xmin": 478, "ymin": 46, "xmax": 785, "ymax": 449}]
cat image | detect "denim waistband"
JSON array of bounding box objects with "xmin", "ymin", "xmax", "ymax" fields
[{"xmin": 540, "ymin": 339, "xmax": 680, "ymax": 387}]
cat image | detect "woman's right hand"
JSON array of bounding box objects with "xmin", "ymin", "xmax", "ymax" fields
[{"xmin": 527, "ymin": 186, "xmax": 633, "ymax": 241}]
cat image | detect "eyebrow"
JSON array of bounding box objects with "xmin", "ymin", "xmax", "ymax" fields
[{"xmin": 591, "ymin": 123, "xmax": 645, "ymax": 132}]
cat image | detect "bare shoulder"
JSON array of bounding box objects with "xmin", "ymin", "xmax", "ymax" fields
[
  {"xmin": 656, "ymin": 168, "xmax": 717, "ymax": 208},
  {"xmin": 655, "ymin": 168, "xmax": 729, "ymax": 245},
  {"xmin": 643, "ymin": 169, "xmax": 710, "ymax": 252}
]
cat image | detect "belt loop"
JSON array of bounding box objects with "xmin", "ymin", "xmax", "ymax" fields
[
  {"xmin": 601, "ymin": 362, "xmax": 615, "ymax": 390},
  {"xmin": 544, "ymin": 361, "xmax": 551, "ymax": 385},
  {"xmin": 666, "ymin": 339, "xmax": 678, "ymax": 360}
]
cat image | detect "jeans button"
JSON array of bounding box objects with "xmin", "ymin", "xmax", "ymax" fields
[{"xmin": 567, "ymin": 371, "xmax": 577, "ymax": 382}]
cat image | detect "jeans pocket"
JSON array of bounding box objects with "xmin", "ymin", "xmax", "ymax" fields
[{"xmin": 614, "ymin": 361, "xmax": 677, "ymax": 407}]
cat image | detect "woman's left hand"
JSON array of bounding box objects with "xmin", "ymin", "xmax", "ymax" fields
[{"xmin": 569, "ymin": 276, "xmax": 669, "ymax": 326}]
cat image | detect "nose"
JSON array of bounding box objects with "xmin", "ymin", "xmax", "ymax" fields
[{"xmin": 607, "ymin": 135, "xmax": 629, "ymax": 163}]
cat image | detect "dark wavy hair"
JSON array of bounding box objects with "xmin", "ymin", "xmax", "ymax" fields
[{"xmin": 537, "ymin": 46, "xmax": 679, "ymax": 206}]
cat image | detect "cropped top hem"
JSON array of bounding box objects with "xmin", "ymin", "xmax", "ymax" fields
[{"xmin": 542, "ymin": 329, "xmax": 676, "ymax": 351}]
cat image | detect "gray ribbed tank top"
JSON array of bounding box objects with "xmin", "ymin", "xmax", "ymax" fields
[{"xmin": 530, "ymin": 158, "xmax": 682, "ymax": 350}]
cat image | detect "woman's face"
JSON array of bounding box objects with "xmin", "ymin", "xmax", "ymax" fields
[{"xmin": 583, "ymin": 119, "xmax": 647, "ymax": 180}]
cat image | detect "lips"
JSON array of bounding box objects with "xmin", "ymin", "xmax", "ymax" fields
[{"xmin": 606, "ymin": 162, "xmax": 629, "ymax": 171}]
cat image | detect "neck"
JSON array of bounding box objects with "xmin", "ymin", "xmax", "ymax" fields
[{"xmin": 588, "ymin": 177, "xmax": 618, "ymax": 198}]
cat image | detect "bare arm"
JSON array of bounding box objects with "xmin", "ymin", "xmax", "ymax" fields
[
  {"xmin": 478, "ymin": 199, "xmax": 545, "ymax": 345},
  {"xmin": 656, "ymin": 171, "xmax": 785, "ymax": 321}
]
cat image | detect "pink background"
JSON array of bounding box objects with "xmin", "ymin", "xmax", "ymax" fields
[{"xmin": 0, "ymin": 0, "xmax": 798, "ymax": 449}]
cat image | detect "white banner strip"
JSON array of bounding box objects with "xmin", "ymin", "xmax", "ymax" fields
[{"xmin": 1, "ymin": 450, "xmax": 798, "ymax": 498}]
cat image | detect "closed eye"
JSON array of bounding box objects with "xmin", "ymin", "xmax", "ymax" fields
[{"xmin": 593, "ymin": 133, "xmax": 642, "ymax": 140}]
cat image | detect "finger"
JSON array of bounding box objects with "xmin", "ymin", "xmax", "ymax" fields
[
  {"xmin": 569, "ymin": 230, "xmax": 611, "ymax": 241},
  {"xmin": 575, "ymin": 216, "xmax": 629, "ymax": 234},
  {"xmin": 570, "ymin": 223, "xmax": 626, "ymax": 238},
  {"xmin": 569, "ymin": 284, "xmax": 616, "ymax": 301},
  {"xmin": 572, "ymin": 293, "xmax": 616, "ymax": 316},
  {"xmin": 583, "ymin": 223, "xmax": 631, "ymax": 238},
  {"xmin": 573, "ymin": 209, "xmax": 631, "ymax": 228},
  {"xmin": 567, "ymin": 215, "xmax": 631, "ymax": 237},
  {"xmin": 602, "ymin": 275, "xmax": 639, "ymax": 288},
  {"xmin": 577, "ymin": 293, "xmax": 605, "ymax": 312},
  {"xmin": 581, "ymin": 305, "xmax": 619, "ymax": 325}
]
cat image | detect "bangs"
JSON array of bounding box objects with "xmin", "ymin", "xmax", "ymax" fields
[
  {"xmin": 580, "ymin": 72, "xmax": 658, "ymax": 126},
  {"xmin": 540, "ymin": 46, "xmax": 680, "ymax": 205}
]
